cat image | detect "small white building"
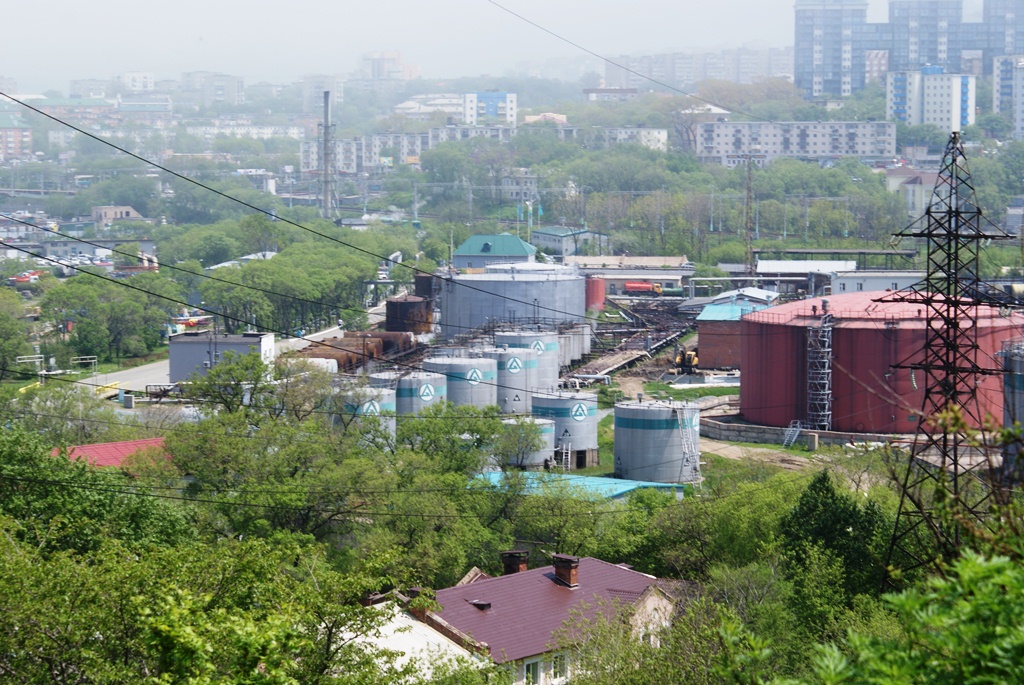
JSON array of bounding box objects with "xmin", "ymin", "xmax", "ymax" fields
[
  {"xmin": 830, "ymin": 270, "xmax": 924, "ymax": 294},
  {"xmin": 530, "ymin": 226, "xmax": 598, "ymax": 257}
]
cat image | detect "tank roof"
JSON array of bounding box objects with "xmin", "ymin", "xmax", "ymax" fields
[{"xmin": 743, "ymin": 290, "xmax": 1023, "ymax": 329}]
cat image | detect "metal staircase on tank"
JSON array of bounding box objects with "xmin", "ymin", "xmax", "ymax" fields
[
  {"xmin": 558, "ymin": 442, "xmax": 571, "ymax": 471},
  {"xmin": 806, "ymin": 308, "xmax": 834, "ymax": 431},
  {"xmin": 676, "ymin": 407, "xmax": 702, "ymax": 484},
  {"xmin": 782, "ymin": 420, "xmax": 803, "ymax": 448}
]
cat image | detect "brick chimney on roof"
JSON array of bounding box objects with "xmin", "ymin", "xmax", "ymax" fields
[
  {"xmin": 552, "ymin": 554, "xmax": 579, "ymax": 588},
  {"xmin": 500, "ymin": 550, "xmax": 530, "ymax": 575}
]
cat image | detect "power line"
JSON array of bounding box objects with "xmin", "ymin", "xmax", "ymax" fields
[
  {"xmin": 2, "ymin": 242, "xmax": 594, "ymax": 399},
  {"xmin": 484, "ymin": 0, "xmax": 774, "ymax": 124},
  {"xmin": 2, "ymin": 213, "xmax": 487, "ymax": 334},
  {"xmin": 0, "ymin": 90, "xmax": 604, "ymax": 327}
]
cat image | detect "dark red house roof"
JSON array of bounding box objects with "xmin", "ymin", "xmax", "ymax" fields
[
  {"xmin": 53, "ymin": 437, "xmax": 166, "ymax": 468},
  {"xmin": 434, "ymin": 557, "xmax": 664, "ymax": 663}
]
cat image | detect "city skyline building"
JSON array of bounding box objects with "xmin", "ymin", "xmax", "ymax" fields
[{"xmin": 795, "ymin": 0, "xmax": 1024, "ymax": 98}]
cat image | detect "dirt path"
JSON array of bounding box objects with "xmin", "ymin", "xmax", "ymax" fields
[{"xmin": 701, "ymin": 438, "xmax": 814, "ymax": 471}]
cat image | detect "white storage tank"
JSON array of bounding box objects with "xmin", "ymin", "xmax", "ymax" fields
[
  {"xmin": 438, "ymin": 264, "xmax": 586, "ymax": 341},
  {"xmin": 499, "ymin": 417, "xmax": 556, "ymax": 469},
  {"xmin": 613, "ymin": 399, "xmax": 701, "ymax": 484},
  {"xmin": 396, "ymin": 372, "xmax": 447, "ymax": 416},
  {"xmin": 494, "ymin": 330, "xmax": 560, "ymax": 393},
  {"xmin": 422, "ymin": 356, "xmax": 498, "ymax": 409},
  {"xmin": 341, "ymin": 386, "xmax": 397, "ymax": 438},
  {"xmin": 573, "ymin": 323, "xmax": 592, "ymax": 357},
  {"xmin": 531, "ymin": 391, "xmax": 599, "ymax": 452},
  {"xmin": 481, "ymin": 346, "xmax": 538, "ymax": 415},
  {"xmin": 368, "ymin": 370, "xmax": 403, "ymax": 388},
  {"xmin": 558, "ymin": 333, "xmax": 573, "ymax": 368}
]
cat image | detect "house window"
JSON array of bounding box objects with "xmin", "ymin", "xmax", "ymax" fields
[
  {"xmin": 891, "ymin": 282, "xmax": 899, "ymax": 290},
  {"xmin": 856, "ymin": 283, "xmax": 863, "ymax": 291},
  {"xmin": 551, "ymin": 654, "xmax": 568, "ymax": 682},
  {"xmin": 524, "ymin": 660, "xmax": 541, "ymax": 684},
  {"xmin": 839, "ymin": 283, "xmax": 846, "ymax": 291}
]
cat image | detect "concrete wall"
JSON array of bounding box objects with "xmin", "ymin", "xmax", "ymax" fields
[{"xmin": 701, "ymin": 413, "xmax": 907, "ymax": 449}]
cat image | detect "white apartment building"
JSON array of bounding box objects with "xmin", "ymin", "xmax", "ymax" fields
[
  {"xmin": 302, "ymin": 133, "xmax": 427, "ymax": 175},
  {"xmin": 118, "ymin": 72, "xmax": 154, "ymax": 93},
  {"xmin": 597, "ymin": 127, "xmax": 668, "ymax": 152},
  {"xmin": 186, "ymin": 125, "xmax": 304, "ymax": 141},
  {"xmin": 696, "ymin": 121, "xmax": 896, "ymax": 165},
  {"xmin": 886, "ymin": 67, "xmax": 975, "ymax": 132},
  {"xmin": 462, "ymin": 92, "xmax": 517, "ymax": 126}
]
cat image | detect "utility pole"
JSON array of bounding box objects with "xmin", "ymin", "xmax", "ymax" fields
[{"xmin": 744, "ymin": 155, "xmax": 755, "ymax": 277}]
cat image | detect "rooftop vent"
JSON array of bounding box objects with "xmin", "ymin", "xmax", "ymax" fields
[{"xmin": 468, "ymin": 599, "xmax": 491, "ymax": 611}]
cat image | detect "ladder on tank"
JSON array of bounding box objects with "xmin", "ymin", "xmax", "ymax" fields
[
  {"xmin": 782, "ymin": 420, "xmax": 803, "ymax": 448},
  {"xmin": 557, "ymin": 442, "xmax": 572, "ymax": 471},
  {"xmin": 676, "ymin": 408, "xmax": 701, "ymax": 484}
]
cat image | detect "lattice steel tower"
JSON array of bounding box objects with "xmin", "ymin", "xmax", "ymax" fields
[{"xmin": 884, "ymin": 132, "xmax": 1006, "ymax": 572}]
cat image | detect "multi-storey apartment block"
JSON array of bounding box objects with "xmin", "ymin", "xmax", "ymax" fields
[
  {"xmin": 886, "ymin": 65, "xmax": 975, "ymax": 131},
  {"xmin": 697, "ymin": 121, "xmax": 896, "ymax": 165}
]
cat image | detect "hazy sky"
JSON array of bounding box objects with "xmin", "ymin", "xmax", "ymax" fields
[{"xmin": 8, "ymin": 0, "xmax": 908, "ymax": 91}]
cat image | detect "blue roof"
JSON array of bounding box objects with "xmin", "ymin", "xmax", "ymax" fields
[
  {"xmin": 477, "ymin": 471, "xmax": 688, "ymax": 498},
  {"xmin": 696, "ymin": 302, "xmax": 767, "ymax": 322}
]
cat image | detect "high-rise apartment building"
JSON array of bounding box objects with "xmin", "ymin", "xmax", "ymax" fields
[
  {"xmin": 796, "ymin": 0, "xmax": 1024, "ymax": 98},
  {"xmin": 795, "ymin": 0, "xmax": 870, "ymax": 98}
]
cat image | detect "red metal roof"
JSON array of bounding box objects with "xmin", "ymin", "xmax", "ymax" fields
[
  {"xmin": 742, "ymin": 290, "xmax": 1019, "ymax": 329},
  {"xmin": 54, "ymin": 437, "xmax": 166, "ymax": 468},
  {"xmin": 434, "ymin": 557, "xmax": 662, "ymax": 663}
]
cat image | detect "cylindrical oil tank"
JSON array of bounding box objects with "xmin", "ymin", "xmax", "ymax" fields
[
  {"xmin": 585, "ymin": 276, "xmax": 605, "ymax": 311},
  {"xmin": 481, "ymin": 346, "xmax": 538, "ymax": 414},
  {"xmin": 494, "ymin": 330, "xmax": 560, "ymax": 393},
  {"xmin": 1004, "ymin": 338, "xmax": 1024, "ymax": 477},
  {"xmin": 438, "ymin": 266, "xmax": 586, "ymax": 341},
  {"xmin": 558, "ymin": 333, "xmax": 573, "ymax": 368},
  {"xmin": 613, "ymin": 400, "xmax": 701, "ymax": 483},
  {"xmin": 500, "ymin": 417, "xmax": 555, "ymax": 469},
  {"xmin": 396, "ymin": 371, "xmax": 447, "ymax": 415},
  {"xmin": 341, "ymin": 387, "xmax": 398, "ymax": 438},
  {"xmin": 531, "ymin": 391, "xmax": 599, "ymax": 451},
  {"xmin": 422, "ymin": 356, "xmax": 498, "ymax": 408},
  {"xmin": 741, "ymin": 292, "xmax": 1024, "ymax": 433},
  {"xmin": 345, "ymin": 331, "xmax": 415, "ymax": 356},
  {"xmin": 431, "ymin": 346, "xmax": 469, "ymax": 358},
  {"xmin": 414, "ymin": 273, "xmax": 435, "ymax": 299},
  {"xmin": 369, "ymin": 370, "xmax": 403, "ymax": 388},
  {"xmin": 386, "ymin": 295, "xmax": 432, "ymax": 334},
  {"xmin": 574, "ymin": 324, "xmax": 593, "ymax": 356}
]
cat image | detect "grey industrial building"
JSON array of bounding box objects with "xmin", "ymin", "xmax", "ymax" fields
[{"xmin": 168, "ymin": 331, "xmax": 275, "ymax": 383}]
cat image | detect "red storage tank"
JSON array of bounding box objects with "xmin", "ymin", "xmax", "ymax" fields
[
  {"xmin": 740, "ymin": 291, "xmax": 1024, "ymax": 434},
  {"xmin": 585, "ymin": 276, "xmax": 606, "ymax": 311}
]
